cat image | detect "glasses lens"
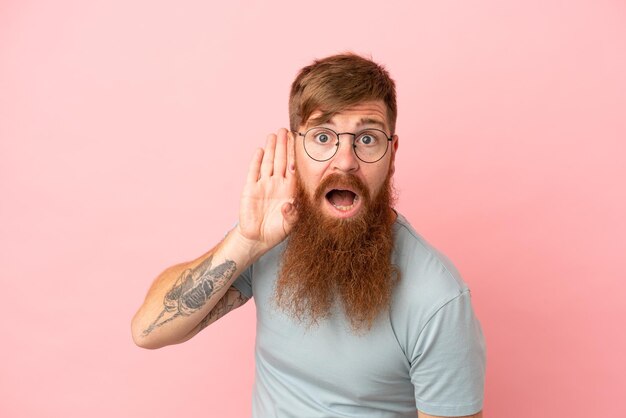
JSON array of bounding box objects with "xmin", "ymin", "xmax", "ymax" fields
[
  {"xmin": 354, "ymin": 129, "xmax": 389, "ymax": 162},
  {"xmin": 304, "ymin": 128, "xmax": 338, "ymax": 161}
]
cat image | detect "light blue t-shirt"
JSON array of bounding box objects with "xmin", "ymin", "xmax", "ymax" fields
[{"xmin": 233, "ymin": 213, "xmax": 486, "ymax": 417}]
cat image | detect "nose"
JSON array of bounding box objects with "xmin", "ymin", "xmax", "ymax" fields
[{"xmin": 331, "ymin": 135, "xmax": 359, "ymax": 173}]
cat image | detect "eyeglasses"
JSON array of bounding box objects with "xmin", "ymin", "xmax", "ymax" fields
[{"xmin": 297, "ymin": 127, "xmax": 393, "ymax": 163}]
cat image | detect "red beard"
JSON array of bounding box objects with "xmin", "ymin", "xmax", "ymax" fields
[{"xmin": 275, "ymin": 171, "xmax": 399, "ymax": 332}]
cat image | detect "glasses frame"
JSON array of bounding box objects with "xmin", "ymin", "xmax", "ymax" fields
[{"xmin": 296, "ymin": 127, "xmax": 394, "ymax": 163}]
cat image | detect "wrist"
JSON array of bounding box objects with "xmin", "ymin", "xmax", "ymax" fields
[{"xmin": 228, "ymin": 226, "xmax": 269, "ymax": 262}]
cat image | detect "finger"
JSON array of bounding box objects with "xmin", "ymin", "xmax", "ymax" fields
[
  {"xmin": 260, "ymin": 134, "xmax": 276, "ymax": 177},
  {"xmin": 246, "ymin": 148, "xmax": 263, "ymax": 184},
  {"xmin": 274, "ymin": 128, "xmax": 288, "ymax": 177}
]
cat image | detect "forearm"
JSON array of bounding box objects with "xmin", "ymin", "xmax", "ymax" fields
[
  {"xmin": 131, "ymin": 228, "xmax": 265, "ymax": 349},
  {"xmin": 132, "ymin": 129, "xmax": 296, "ymax": 349}
]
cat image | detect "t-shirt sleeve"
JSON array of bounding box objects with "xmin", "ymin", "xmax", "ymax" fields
[
  {"xmin": 409, "ymin": 290, "xmax": 486, "ymax": 416},
  {"xmin": 232, "ymin": 264, "xmax": 253, "ymax": 299}
]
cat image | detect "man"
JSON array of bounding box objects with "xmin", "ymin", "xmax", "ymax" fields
[{"xmin": 132, "ymin": 53, "xmax": 486, "ymax": 418}]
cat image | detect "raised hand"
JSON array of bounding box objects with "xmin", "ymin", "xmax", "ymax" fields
[{"xmin": 237, "ymin": 128, "xmax": 297, "ymax": 254}]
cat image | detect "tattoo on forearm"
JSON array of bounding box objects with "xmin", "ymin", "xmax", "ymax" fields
[
  {"xmin": 142, "ymin": 256, "xmax": 237, "ymax": 336},
  {"xmin": 197, "ymin": 288, "xmax": 249, "ymax": 331}
]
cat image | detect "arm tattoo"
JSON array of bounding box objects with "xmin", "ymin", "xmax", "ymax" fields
[
  {"xmin": 142, "ymin": 256, "xmax": 237, "ymax": 336},
  {"xmin": 197, "ymin": 287, "xmax": 249, "ymax": 332}
]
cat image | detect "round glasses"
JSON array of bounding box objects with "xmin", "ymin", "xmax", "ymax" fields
[{"xmin": 297, "ymin": 127, "xmax": 393, "ymax": 163}]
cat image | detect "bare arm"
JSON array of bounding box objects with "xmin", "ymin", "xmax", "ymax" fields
[
  {"xmin": 131, "ymin": 231, "xmax": 256, "ymax": 349},
  {"xmin": 176, "ymin": 285, "xmax": 251, "ymax": 344},
  {"xmin": 131, "ymin": 129, "xmax": 296, "ymax": 349}
]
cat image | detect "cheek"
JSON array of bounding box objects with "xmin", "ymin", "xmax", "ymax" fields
[
  {"xmin": 296, "ymin": 155, "xmax": 329, "ymax": 190},
  {"xmin": 295, "ymin": 165, "xmax": 323, "ymax": 198},
  {"xmin": 364, "ymin": 165, "xmax": 391, "ymax": 195}
]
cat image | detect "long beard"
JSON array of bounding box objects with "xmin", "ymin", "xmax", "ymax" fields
[{"xmin": 275, "ymin": 171, "xmax": 399, "ymax": 332}]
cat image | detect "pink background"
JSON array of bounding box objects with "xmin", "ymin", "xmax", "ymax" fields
[{"xmin": 1, "ymin": 1, "xmax": 625, "ymax": 417}]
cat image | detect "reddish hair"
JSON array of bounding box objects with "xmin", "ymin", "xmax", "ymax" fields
[{"xmin": 289, "ymin": 53, "xmax": 398, "ymax": 134}]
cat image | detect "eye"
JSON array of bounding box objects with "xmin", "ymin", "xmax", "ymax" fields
[
  {"xmin": 357, "ymin": 133, "xmax": 377, "ymax": 146},
  {"xmin": 315, "ymin": 132, "xmax": 331, "ymax": 144}
]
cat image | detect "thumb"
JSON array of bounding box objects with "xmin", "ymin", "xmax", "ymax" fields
[{"xmin": 281, "ymin": 200, "xmax": 298, "ymax": 229}]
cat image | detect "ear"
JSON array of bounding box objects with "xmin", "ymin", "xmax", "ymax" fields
[{"xmin": 389, "ymin": 135, "xmax": 399, "ymax": 176}]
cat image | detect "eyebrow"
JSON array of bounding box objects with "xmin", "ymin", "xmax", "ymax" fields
[
  {"xmin": 355, "ymin": 117, "xmax": 387, "ymax": 130},
  {"xmin": 308, "ymin": 116, "xmax": 387, "ymax": 131}
]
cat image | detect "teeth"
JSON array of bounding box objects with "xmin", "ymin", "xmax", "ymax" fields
[
  {"xmin": 332, "ymin": 203, "xmax": 354, "ymax": 211},
  {"xmin": 331, "ymin": 195, "xmax": 358, "ymax": 211}
]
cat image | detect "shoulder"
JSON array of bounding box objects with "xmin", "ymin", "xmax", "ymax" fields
[
  {"xmin": 390, "ymin": 213, "xmax": 473, "ymax": 336},
  {"xmin": 392, "ymin": 213, "xmax": 469, "ymax": 298}
]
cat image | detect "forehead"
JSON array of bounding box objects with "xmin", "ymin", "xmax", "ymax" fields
[{"xmin": 305, "ymin": 101, "xmax": 389, "ymax": 131}]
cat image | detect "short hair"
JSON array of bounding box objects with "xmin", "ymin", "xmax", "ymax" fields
[{"xmin": 289, "ymin": 53, "xmax": 397, "ymax": 134}]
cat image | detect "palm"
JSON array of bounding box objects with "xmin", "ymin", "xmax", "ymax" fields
[{"xmin": 238, "ymin": 129, "xmax": 296, "ymax": 250}]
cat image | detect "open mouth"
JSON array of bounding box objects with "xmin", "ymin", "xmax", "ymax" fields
[{"xmin": 325, "ymin": 189, "xmax": 359, "ymax": 212}]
